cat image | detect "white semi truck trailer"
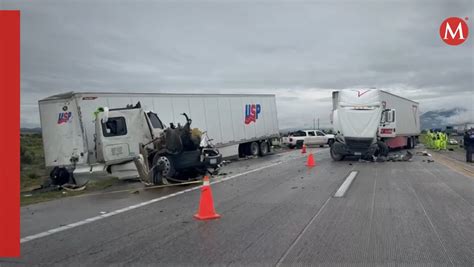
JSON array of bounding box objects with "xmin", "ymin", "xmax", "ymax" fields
[
  {"xmin": 330, "ymin": 89, "xmax": 420, "ymax": 161},
  {"xmin": 39, "ymin": 92, "xmax": 280, "ymax": 184}
]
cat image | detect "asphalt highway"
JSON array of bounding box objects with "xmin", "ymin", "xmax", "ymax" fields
[{"xmin": 4, "ymin": 147, "xmax": 474, "ymax": 265}]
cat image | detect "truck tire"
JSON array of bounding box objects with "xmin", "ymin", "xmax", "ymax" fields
[
  {"xmin": 375, "ymin": 141, "xmax": 389, "ymax": 157},
  {"xmin": 296, "ymin": 140, "xmax": 304, "ymax": 149},
  {"xmin": 152, "ymin": 155, "xmax": 175, "ymax": 185},
  {"xmin": 259, "ymin": 141, "xmax": 269, "ymax": 156},
  {"xmin": 330, "ymin": 145, "xmax": 344, "ymax": 161},
  {"xmin": 407, "ymin": 137, "xmax": 415, "ymax": 149},
  {"xmin": 405, "ymin": 137, "xmax": 411, "ymax": 149},
  {"xmin": 248, "ymin": 142, "xmax": 259, "ymax": 156},
  {"xmin": 49, "ymin": 167, "xmax": 70, "ymax": 185},
  {"xmin": 328, "ymin": 139, "xmax": 335, "ymax": 147},
  {"xmin": 238, "ymin": 144, "xmax": 246, "ymax": 157}
]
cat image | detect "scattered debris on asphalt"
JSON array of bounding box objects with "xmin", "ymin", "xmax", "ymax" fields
[
  {"xmin": 386, "ymin": 151, "xmax": 413, "ymax": 162},
  {"xmin": 220, "ymin": 160, "xmax": 232, "ymax": 166},
  {"xmin": 417, "ymin": 151, "xmax": 432, "ymax": 157},
  {"xmin": 448, "ymin": 139, "xmax": 458, "ymax": 145},
  {"xmin": 369, "ymin": 151, "xmax": 413, "ymax": 163},
  {"xmin": 61, "ymin": 183, "xmax": 87, "ymax": 192}
]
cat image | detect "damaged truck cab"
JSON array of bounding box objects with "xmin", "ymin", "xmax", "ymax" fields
[
  {"xmin": 46, "ymin": 99, "xmax": 222, "ymax": 186},
  {"xmin": 330, "ymin": 89, "xmax": 420, "ymax": 161},
  {"xmin": 94, "ymin": 103, "xmax": 222, "ymax": 185}
]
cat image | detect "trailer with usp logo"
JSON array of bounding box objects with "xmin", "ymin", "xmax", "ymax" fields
[{"xmin": 39, "ymin": 92, "xmax": 280, "ymax": 183}]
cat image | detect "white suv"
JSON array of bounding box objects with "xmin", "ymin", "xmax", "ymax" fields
[{"xmin": 282, "ymin": 130, "xmax": 335, "ymax": 149}]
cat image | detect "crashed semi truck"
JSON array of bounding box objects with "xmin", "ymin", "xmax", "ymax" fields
[
  {"xmin": 330, "ymin": 89, "xmax": 420, "ymax": 161},
  {"xmin": 39, "ymin": 92, "xmax": 280, "ymax": 185}
]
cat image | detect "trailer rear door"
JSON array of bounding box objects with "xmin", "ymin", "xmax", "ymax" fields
[{"xmin": 39, "ymin": 98, "xmax": 87, "ymax": 167}]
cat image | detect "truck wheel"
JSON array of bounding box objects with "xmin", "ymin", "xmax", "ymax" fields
[
  {"xmin": 296, "ymin": 140, "xmax": 304, "ymax": 149},
  {"xmin": 328, "ymin": 139, "xmax": 335, "ymax": 147},
  {"xmin": 407, "ymin": 137, "xmax": 415, "ymax": 149},
  {"xmin": 259, "ymin": 141, "xmax": 269, "ymax": 156},
  {"xmin": 248, "ymin": 142, "xmax": 259, "ymax": 156},
  {"xmin": 330, "ymin": 145, "xmax": 344, "ymax": 161},
  {"xmin": 405, "ymin": 137, "xmax": 411, "ymax": 149},
  {"xmin": 49, "ymin": 167, "xmax": 71, "ymax": 185},
  {"xmin": 238, "ymin": 144, "xmax": 246, "ymax": 157},
  {"xmin": 152, "ymin": 155, "xmax": 175, "ymax": 185},
  {"xmin": 375, "ymin": 141, "xmax": 389, "ymax": 157}
]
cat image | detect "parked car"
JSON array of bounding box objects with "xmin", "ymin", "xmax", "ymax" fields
[{"xmin": 282, "ymin": 130, "xmax": 335, "ymax": 149}]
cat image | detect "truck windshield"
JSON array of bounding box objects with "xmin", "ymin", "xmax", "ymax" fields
[{"xmin": 147, "ymin": 112, "xmax": 164, "ymax": 129}]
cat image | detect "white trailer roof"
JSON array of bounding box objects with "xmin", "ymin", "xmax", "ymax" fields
[{"xmin": 40, "ymin": 91, "xmax": 276, "ymax": 102}]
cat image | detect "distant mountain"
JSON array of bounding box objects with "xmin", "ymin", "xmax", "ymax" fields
[{"xmin": 420, "ymin": 108, "xmax": 467, "ymax": 130}]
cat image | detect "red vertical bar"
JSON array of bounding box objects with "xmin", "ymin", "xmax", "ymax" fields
[{"xmin": 0, "ymin": 10, "xmax": 20, "ymax": 257}]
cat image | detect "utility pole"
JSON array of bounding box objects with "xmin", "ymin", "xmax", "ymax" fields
[
  {"xmin": 317, "ymin": 118, "xmax": 320, "ymax": 129},
  {"xmin": 313, "ymin": 118, "xmax": 315, "ymax": 130}
]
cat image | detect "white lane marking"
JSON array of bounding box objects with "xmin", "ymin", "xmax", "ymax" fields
[
  {"xmin": 334, "ymin": 171, "xmax": 358, "ymax": 197},
  {"xmin": 21, "ymin": 161, "xmax": 287, "ymax": 244}
]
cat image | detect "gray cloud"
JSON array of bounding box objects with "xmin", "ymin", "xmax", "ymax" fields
[{"xmin": 3, "ymin": 0, "xmax": 472, "ymax": 128}]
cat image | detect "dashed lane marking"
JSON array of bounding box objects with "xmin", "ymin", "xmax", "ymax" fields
[{"xmin": 334, "ymin": 171, "xmax": 358, "ymax": 197}]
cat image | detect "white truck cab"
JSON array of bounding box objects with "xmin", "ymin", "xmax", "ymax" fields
[{"xmin": 330, "ymin": 89, "xmax": 420, "ymax": 161}]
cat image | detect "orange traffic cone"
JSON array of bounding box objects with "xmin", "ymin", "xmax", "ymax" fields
[
  {"xmin": 306, "ymin": 153, "xmax": 316, "ymax": 167},
  {"xmin": 194, "ymin": 176, "xmax": 221, "ymax": 220},
  {"xmin": 301, "ymin": 144, "xmax": 307, "ymax": 154}
]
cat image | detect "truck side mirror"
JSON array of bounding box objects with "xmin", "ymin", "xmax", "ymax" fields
[{"xmin": 100, "ymin": 107, "xmax": 110, "ymax": 123}]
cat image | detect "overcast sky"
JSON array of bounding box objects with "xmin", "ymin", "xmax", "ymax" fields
[{"xmin": 2, "ymin": 0, "xmax": 473, "ymax": 129}]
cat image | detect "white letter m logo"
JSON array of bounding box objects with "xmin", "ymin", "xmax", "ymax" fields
[{"xmin": 444, "ymin": 22, "xmax": 465, "ymax": 40}]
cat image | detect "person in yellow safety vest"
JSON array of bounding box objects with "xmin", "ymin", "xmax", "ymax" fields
[
  {"xmin": 428, "ymin": 130, "xmax": 435, "ymax": 149},
  {"xmin": 436, "ymin": 132, "xmax": 442, "ymax": 150},
  {"xmin": 442, "ymin": 132, "xmax": 448, "ymax": 150},
  {"xmin": 425, "ymin": 130, "xmax": 431, "ymax": 148},
  {"xmin": 432, "ymin": 132, "xmax": 438, "ymax": 150}
]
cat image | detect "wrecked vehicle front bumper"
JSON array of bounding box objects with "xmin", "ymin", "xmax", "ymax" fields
[
  {"xmin": 201, "ymin": 148, "xmax": 223, "ymax": 168},
  {"xmin": 333, "ymin": 139, "xmax": 378, "ymax": 157}
]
